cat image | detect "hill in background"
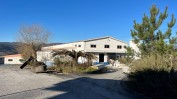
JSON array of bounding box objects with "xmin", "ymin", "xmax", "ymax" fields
[{"xmin": 0, "ymin": 42, "xmax": 64, "ymax": 56}]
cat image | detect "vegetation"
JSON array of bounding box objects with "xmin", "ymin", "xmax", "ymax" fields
[
  {"xmin": 131, "ymin": 5, "xmax": 176, "ymax": 55},
  {"xmin": 16, "ymin": 24, "xmax": 50, "ymax": 63},
  {"xmin": 126, "ymin": 5, "xmax": 177, "ymax": 99},
  {"xmin": 51, "ymin": 49, "xmax": 97, "ymax": 73},
  {"xmin": 118, "ymin": 47, "xmax": 135, "ymax": 65},
  {"xmin": 48, "ymin": 57, "xmax": 97, "ymax": 73},
  {"xmin": 127, "ymin": 54, "xmax": 177, "ymax": 99}
]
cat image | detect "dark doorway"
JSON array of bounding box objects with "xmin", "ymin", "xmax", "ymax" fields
[{"xmin": 99, "ymin": 54, "xmax": 104, "ymax": 62}]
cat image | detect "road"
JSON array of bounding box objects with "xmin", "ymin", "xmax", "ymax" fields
[{"xmin": 0, "ymin": 65, "xmax": 143, "ymax": 99}]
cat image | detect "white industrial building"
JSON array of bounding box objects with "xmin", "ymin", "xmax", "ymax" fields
[
  {"xmin": 129, "ymin": 40, "xmax": 140, "ymax": 59},
  {"xmin": 37, "ymin": 36, "xmax": 128, "ymax": 64},
  {"xmin": 3, "ymin": 54, "xmax": 24, "ymax": 64}
]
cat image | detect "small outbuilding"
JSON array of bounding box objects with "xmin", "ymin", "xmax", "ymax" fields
[{"xmin": 3, "ymin": 54, "xmax": 24, "ymax": 64}]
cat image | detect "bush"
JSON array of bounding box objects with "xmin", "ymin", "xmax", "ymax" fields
[
  {"xmin": 118, "ymin": 56, "xmax": 134, "ymax": 65},
  {"xmin": 127, "ymin": 54, "xmax": 177, "ymax": 99},
  {"xmin": 130, "ymin": 54, "xmax": 173, "ymax": 72},
  {"xmin": 51, "ymin": 57, "xmax": 96, "ymax": 73}
]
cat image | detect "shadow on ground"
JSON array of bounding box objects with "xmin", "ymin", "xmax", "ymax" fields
[{"xmin": 43, "ymin": 76, "xmax": 143, "ymax": 99}]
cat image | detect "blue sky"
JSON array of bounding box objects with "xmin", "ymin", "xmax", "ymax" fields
[{"xmin": 0, "ymin": 0, "xmax": 177, "ymax": 43}]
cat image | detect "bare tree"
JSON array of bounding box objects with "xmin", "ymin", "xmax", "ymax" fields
[{"xmin": 17, "ymin": 24, "xmax": 50, "ymax": 62}]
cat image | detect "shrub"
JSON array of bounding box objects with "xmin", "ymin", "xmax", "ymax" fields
[
  {"xmin": 52, "ymin": 57, "xmax": 96, "ymax": 73},
  {"xmin": 130, "ymin": 54, "xmax": 172, "ymax": 72},
  {"xmin": 127, "ymin": 54, "xmax": 177, "ymax": 99}
]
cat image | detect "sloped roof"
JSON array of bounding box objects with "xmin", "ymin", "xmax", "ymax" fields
[
  {"xmin": 81, "ymin": 36, "xmax": 127, "ymax": 44},
  {"xmin": 42, "ymin": 36, "xmax": 127, "ymax": 48},
  {"xmin": 3, "ymin": 54, "xmax": 22, "ymax": 58}
]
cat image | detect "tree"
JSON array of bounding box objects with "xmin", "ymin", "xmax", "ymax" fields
[
  {"xmin": 83, "ymin": 52, "xmax": 97, "ymax": 66},
  {"xmin": 125, "ymin": 46, "xmax": 135, "ymax": 64},
  {"xmin": 17, "ymin": 24, "xmax": 50, "ymax": 62},
  {"xmin": 131, "ymin": 5, "xmax": 176, "ymax": 55},
  {"xmin": 52, "ymin": 49, "xmax": 84, "ymax": 63},
  {"xmin": 52, "ymin": 49, "xmax": 97, "ymax": 66}
]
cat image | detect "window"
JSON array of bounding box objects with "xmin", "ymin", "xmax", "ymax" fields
[
  {"xmin": 19, "ymin": 59, "xmax": 24, "ymax": 62},
  {"xmin": 124, "ymin": 45, "xmax": 127, "ymax": 48},
  {"xmin": 91, "ymin": 44, "xmax": 96, "ymax": 48},
  {"xmin": 78, "ymin": 45, "xmax": 81, "ymax": 47},
  {"xmin": 117, "ymin": 45, "xmax": 122, "ymax": 49},
  {"xmin": 8, "ymin": 59, "xmax": 13, "ymax": 61},
  {"xmin": 105, "ymin": 45, "xmax": 110, "ymax": 48}
]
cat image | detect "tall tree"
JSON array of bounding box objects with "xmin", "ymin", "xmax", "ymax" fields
[
  {"xmin": 17, "ymin": 24, "xmax": 50, "ymax": 62},
  {"xmin": 131, "ymin": 5, "xmax": 176, "ymax": 55}
]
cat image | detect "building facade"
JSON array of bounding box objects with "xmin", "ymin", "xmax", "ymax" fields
[
  {"xmin": 37, "ymin": 36, "xmax": 128, "ymax": 63},
  {"xmin": 3, "ymin": 54, "xmax": 24, "ymax": 64}
]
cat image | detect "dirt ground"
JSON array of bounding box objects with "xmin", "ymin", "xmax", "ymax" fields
[{"xmin": 0, "ymin": 65, "xmax": 144, "ymax": 99}]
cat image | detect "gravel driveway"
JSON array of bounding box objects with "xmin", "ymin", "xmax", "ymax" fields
[{"xmin": 0, "ymin": 65, "xmax": 143, "ymax": 99}]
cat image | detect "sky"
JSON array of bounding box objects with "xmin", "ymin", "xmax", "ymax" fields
[{"xmin": 0, "ymin": 0, "xmax": 177, "ymax": 43}]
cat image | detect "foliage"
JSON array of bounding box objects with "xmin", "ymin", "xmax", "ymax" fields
[
  {"xmin": 127, "ymin": 54, "xmax": 177, "ymax": 99},
  {"xmin": 84, "ymin": 52, "xmax": 97, "ymax": 66},
  {"xmin": 53, "ymin": 49, "xmax": 84, "ymax": 62},
  {"xmin": 120, "ymin": 47, "xmax": 135, "ymax": 65},
  {"xmin": 127, "ymin": 69, "xmax": 177, "ymax": 99},
  {"xmin": 130, "ymin": 54, "xmax": 177, "ymax": 72},
  {"xmin": 127, "ymin": 5, "xmax": 177, "ymax": 99},
  {"xmin": 52, "ymin": 49, "xmax": 97, "ymax": 66},
  {"xmin": 17, "ymin": 24, "xmax": 50, "ymax": 61},
  {"xmin": 131, "ymin": 5, "xmax": 176, "ymax": 55},
  {"xmin": 49, "ymin": 57, "xmax": 97, "ymax": 73}
]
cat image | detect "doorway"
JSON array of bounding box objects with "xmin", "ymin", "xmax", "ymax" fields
[{"xmin": 99, "ymin": 54, "xmax": 104, "ymax": 62}]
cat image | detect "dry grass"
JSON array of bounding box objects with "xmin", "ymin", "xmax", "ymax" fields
[{"xmin": 127, "ymin": 54, "xmax": 177, "ymax": 99}]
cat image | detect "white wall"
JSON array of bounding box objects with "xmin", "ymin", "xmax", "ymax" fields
[
  {"xmin": 129, "ymin": 40, "xmax": 140, "ymax": 59},
  {"xmin": 84, "ymin": 38, "xmax": 127, "ymax": 53},
  {"xmin": 4, "ymin": 56, "xmax": 23, "ymax": 64},
  {"xmin": 41, "ymin": 42, "xmax": 85, "ymax": 51},
  {"xmin": 104, "ymin": 53, "xmax": 108, "ymax": 62},
  {"xmin": 39, "ymin": 37, "xmax": 128, "ymax": 64},
  {"xmin": 37, "ymin": 51, "xmax": 53, "ymax": 62}
]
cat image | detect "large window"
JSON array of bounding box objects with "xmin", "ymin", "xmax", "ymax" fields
[
  {"xmin": 91, "ymin": 44, "xmax": 96, "ymax": 48},
  {"xmin": 117, "ymin": 45, "xmax": 122, "ymax": 49},
  {"xmin": 8, "ymin": 59, "xmax": 13, "ymax": 61},
  {"xmin": 78, "ymin": 45, "xmax": 81, "ymax": 47},
  {"xmin": 104, "ymin": 45, "xmax": 110, "ymax": 48}
]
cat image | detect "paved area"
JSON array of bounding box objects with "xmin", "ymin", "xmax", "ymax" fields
[{"xmin": 0, "ymin": 65, "xmax": 143, "ymax": 99}]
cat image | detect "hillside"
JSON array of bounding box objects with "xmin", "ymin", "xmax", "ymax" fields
[
  {"xmin": 0, "ymin": 42, "xmax": 64, "ymax": 56},
  {"xmin": 0, "ymin": 42, "xmax": 19, "ymax": 56}
]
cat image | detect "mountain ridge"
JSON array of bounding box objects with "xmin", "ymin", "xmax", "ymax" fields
[{"xmin": 0, "ymin": 42, "xmax": 64, "ymax": 56}]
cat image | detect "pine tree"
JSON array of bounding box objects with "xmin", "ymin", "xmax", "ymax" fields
[{"xmin": 131, "ymin": 5, "xmax": 176, "ymax": 55}]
